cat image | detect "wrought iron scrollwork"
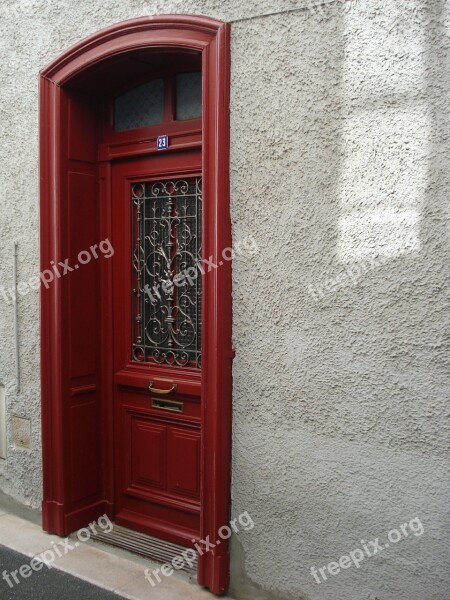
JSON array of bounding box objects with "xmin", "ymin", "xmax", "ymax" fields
[{"xmin": 132, "ymin": 177, "xmax": 202, "ymax": 368}]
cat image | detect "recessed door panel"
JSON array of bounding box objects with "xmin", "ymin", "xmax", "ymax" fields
[
  {"xmin": 167, "ymin": 427, "xmax": 201, "ymax": 499},
  {"xmin": 129, "ymin": 415, "xmax": 166, "ymax": 491}
]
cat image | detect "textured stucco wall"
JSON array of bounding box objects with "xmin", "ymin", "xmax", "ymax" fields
[{"xmin": 0, "ymin": 1, "xmax": 448, "ymax": 599}]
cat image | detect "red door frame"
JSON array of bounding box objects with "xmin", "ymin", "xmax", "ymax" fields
[{"xmin": 39, "ymin": 15, "xmax": 232, "ymax": 594}]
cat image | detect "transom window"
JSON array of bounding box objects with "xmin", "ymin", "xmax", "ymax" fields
[
  {"xmin": 114, "ymin": 79, "xmax": 164, "ymax": 131},
  {"xmin": 114, "ymin": 71, "xmax": 202, "ymax": 132},
  {"xmin": 176, "ymin": 72, "xmax": 202, "ymax": 120}
]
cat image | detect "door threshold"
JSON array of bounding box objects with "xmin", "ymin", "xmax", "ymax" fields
[{"xmin": 91, "ymin": 523, "xmax": 198, "ymax": 575}]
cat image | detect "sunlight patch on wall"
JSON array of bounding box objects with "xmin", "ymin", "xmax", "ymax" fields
[
  {"xmin": 338, "ymin": 209, "xmax": 420, "ymax": 263},
  {"xmin": 338, "ymin": 2, "xmax": 429, "ymax": 265},
  {"xmin": 337, "ymin": 105, "xmax": 429, "ymax": 263}
]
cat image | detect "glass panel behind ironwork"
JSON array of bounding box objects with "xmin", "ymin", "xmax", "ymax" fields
[
  {"xmin": 114, "ymin": 79, "xmax": 164, "ymax": 131},
  {"xmin": 175, "ymin": 72, "xmax": 202, "ymax": 120},
  {"xmin": 132, "ymin": 177, "xmax": 202, "ymax": 368}
]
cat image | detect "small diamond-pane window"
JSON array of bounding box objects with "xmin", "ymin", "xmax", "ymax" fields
[
  {"xmin": 114, "ymin": 79, "xmax": 164, "ymax": 131},
  {"xmin": 176, "ymin": 72, "xmax": 202, "ymax": 121}
]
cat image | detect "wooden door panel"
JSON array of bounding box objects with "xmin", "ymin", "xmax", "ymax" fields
[
  {"xmin": 112, "ymin": 155, "xmax": 203, "ymax": 546},
  {"xmin": 119, "ymin": 394, "xmax": 201, "ymax": 503},
  {"xmin": 69, "ymin": 399, "xmax": 99, "ymax": 504},
  {"xmin": 129, "ymin": 417, "xmax": 166, "ymax": 491},
  {"xmin": 116, "ymin": 395, "xmax": 201, "ymax": 543},
  {"xmin": 167, "ymin": 427, "xmax": 201, "ymax": 499}
]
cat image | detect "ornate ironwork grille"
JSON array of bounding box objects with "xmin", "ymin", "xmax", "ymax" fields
[{"xmin": 132, "ymin": 177, "xmax": 202, "ymax": 368}]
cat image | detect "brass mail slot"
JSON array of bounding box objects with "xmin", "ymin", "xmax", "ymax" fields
[{"xmin": 151, "ymin": 398, "xmax": 184, "ymax": 413}]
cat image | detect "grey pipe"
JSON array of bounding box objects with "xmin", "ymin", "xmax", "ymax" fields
[{"xmin": 13, "ymin": 242, "xmax": 20, "ymax": 393}]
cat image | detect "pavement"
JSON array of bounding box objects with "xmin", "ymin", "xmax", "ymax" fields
[
  {"xmin": 0, "ymin": 544, "xmax": 125, "ymax": 599},
  {"xmin": 0, "ymin": 490, "xmax": 217, "ymax": 600}
]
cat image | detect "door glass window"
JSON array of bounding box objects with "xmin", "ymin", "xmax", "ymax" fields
[
  {"xmin": 132, "ymin": 177, "xmax": 202, "ymax": 368},
  {"xmin": 175, "ymin": 72, "xmax": 202, "ymax": 121},
  {"xmin": 114, "ymin": 79, "xmax": 164, "ymax": 131}
]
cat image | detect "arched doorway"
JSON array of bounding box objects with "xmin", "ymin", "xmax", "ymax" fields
[{"xmin": 40, "ymin": 16, "xmax": 232, "ymax": 594}]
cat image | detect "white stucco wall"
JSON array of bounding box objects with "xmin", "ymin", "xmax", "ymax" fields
[{"xmin": 0, "ymin": 1, "xmax": 448, "ymax": 599}]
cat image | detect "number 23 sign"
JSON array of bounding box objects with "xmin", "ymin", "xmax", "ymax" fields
[{"xmin": 157, "ymin": 135, "xmax": 169, "ymax": 150}]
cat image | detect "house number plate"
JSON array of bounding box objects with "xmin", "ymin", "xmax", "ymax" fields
[{"xmin": 156, "ymin": 135, "xmax": 169, "ymax": 150}]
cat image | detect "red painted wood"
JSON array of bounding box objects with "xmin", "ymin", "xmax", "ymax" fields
[
  {"xmin": 40, "ymin": 16, "xmax": 231, "ymax": 595},
  {"xmin": 197, "ymin": 22, "xmax": 232, "ymax": 594},
  {"xmin": 110, "ymin": 155, "xmax": 203, "ymax": 547}
]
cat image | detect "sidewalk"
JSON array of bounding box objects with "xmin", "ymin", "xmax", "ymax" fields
[
  {"xmin": 0, "ymin": 544, "xmax": 126, "ymax": 599},
  {"xmin": 0, "ymin": 492, "xmax": 217, "ymax": 600}
]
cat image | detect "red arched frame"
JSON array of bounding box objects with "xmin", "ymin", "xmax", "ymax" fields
[{"xmin": 40, "ymin": 15, "xmax": 231, "ymax": 594}]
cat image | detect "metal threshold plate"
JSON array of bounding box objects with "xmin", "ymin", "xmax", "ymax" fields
[{"xmin": 91, "ymin": 524, "xmax": 197, "ymax": 575}]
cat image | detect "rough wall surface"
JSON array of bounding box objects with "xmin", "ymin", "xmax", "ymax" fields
[{"xmin": 0, "ymin": 1, "xmax": 448, "ymax": 599}]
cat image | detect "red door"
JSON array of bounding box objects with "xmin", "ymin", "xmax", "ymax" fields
[
  {"xmin": 111, "ymin": 150, "xmax": 203, "ymax": 546},
  {"xmin": 41, "ymin": 17, "xmax": 232, "ymax": 594}
]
